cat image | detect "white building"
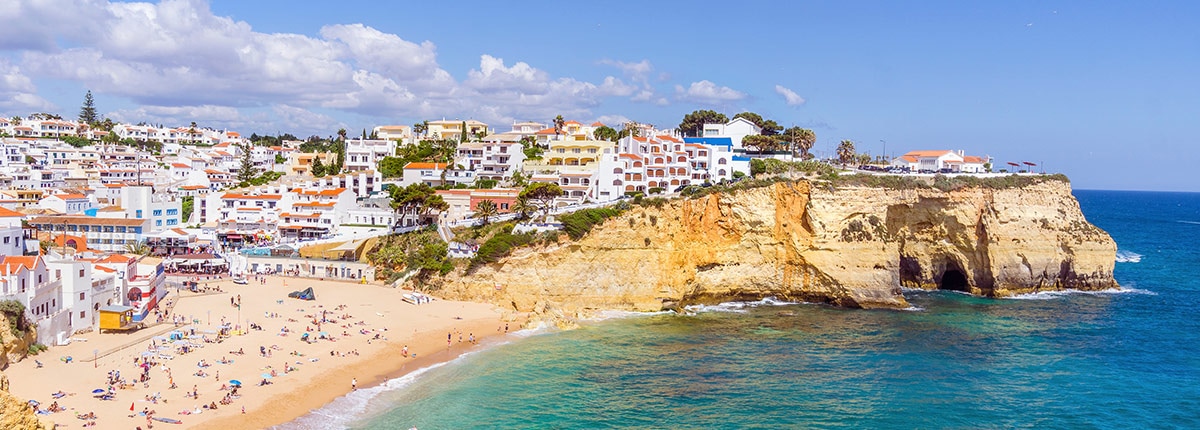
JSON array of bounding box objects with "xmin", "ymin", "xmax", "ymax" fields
[
  {"xmin": 701, "ymin": 117, "xmax": 761, "ymax": 152},
  {"xmin": 891, "ymin": 150, "xmax": 991, "ymax": 173},
  {"xmin": 0, "ymin": 206, "xmax": 26, "ymax": 256},
  {"xmin": 345, "ymin": 139, "xmax": 397, "ymax": 172}
]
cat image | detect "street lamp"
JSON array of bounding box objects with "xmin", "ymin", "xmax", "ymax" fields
[
  {"xmin": 93, "ymin": 349, "xmax": 98, "ymax": 368},
  {"xmin": 880, "ymin": 140, "xmax": 887, "ymax": 162}
]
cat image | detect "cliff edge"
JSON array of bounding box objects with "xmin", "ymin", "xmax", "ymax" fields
[
  {"xmin": 0, "ymin": 312, "xmax": 46, "ymax": 430},
  {"xmin": 429, "ymin": 177, "xmax": 1118, "ymax": 316}
]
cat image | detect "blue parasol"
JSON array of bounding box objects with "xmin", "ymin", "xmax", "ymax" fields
[
  {"xmin": 229, "ymin": 379, "xmax": 242, "ymax": 386},
  {"xmin": 91, "ymin": 389, "xmax": 106, "ymax": 394}
]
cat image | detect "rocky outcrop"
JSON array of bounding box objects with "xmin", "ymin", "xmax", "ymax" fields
[
  {"xmin": 429, "ymin": 178, "xmax": 1118, "ymax": 316},
  {"xmin": 0, "ymin": 312, "xmax": 35, "ymax": 370},
  {"xmin": 0, "ymin": 313, "xmax": 44, "ymax": 430}
]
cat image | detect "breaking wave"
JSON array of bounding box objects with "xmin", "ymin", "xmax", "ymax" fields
[
  {"xmin": 1115, "ymin": 249, "xmax": 1143, "ymax": 263},
  {"xmin": 1006, "ymin": 287, "xmax": 1156, "ymax": 300}
]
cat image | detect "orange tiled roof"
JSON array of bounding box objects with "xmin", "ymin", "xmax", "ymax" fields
[
  {"xmin": 221, "ymin": 193, "xmax": 282, "ymax": 200},
  {"xmin": 0, "ymin": 207, "xmax": 23, "ymax": 217},
  {"xmin": 403, "ymin": 162, "xmax": 448, "ymax": 169}
]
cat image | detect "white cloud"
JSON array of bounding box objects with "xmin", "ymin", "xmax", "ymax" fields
[
  {"xmin": 674, "ymin": 80, "xmax": 747, "ymax": 104},
  {"xmin": 2, "ymin": 0, "xmax": 666, "ymax": 131},
  {"xmin": 600, "ymin": 59, "xmax": 653, "ymax": 84},
  {"xmin": 0, "ymin": 58, "xmax": 55, "ymax": 114},
  {"xmin": 774, "ymin": 85, "xmax": 805, "ymax": 106},
  {"xmin": 593, "ymin": 114, "xmax": 631, "ymax": 128}
]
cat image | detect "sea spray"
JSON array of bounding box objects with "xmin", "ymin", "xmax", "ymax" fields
[{"xmin": 1116, "ymin": 249, "xmax": 1143, "ymax": 263}]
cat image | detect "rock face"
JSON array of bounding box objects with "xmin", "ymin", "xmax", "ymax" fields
[
  {"xmin": 430, "ymin": 179, "xmax": 1118, "ymax": 316},
  {"xmin": 0, "ymin": 313, "xmax": 44, "ymax": 430}
]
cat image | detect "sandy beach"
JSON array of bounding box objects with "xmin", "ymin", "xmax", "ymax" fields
[{"xmin": 5, "ymin": 275, "xmax": 514, "ymax": 429}]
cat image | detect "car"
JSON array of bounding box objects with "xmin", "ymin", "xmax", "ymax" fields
[{"xmin": 232, "ymin": 277, "xmax": 248, "ymax": 285}]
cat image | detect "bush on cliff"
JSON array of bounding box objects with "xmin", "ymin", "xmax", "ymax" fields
[
  {"xmin": 469, "ymin": 225, "xmax": 535, "ymax": 272},
  {"xmin": 0, "ymin": 300, "xmax": 30, "ymax": 338},
  {"xmin": 559, "ymin": 207, "xmax": 625, "ymax": 240}
]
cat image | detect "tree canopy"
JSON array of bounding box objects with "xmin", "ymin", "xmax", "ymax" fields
[
  {"xmin": 733, "ymin": 111, "xmax": 782, "ymax": 135},
  {"xmin": 388, "ymin": 183, "xmax": 448, "ymax": 225},
  {"xmin": 678, "ymin": 110, "xmax": 727, "ymax": 137},
  {"xmin": 593, "ymin": 125, "xmax": 619, "ymax": 141},
  {"xmin": 519, "ymin": 182, "xmax": 564, "ymax": 218}
]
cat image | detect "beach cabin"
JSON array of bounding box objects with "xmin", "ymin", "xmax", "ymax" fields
[{"xmin": 98, "ymin": 305, "xmax": 138, "ymax": 332}]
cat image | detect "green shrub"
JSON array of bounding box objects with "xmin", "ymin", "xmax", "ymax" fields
[
  {"xmin": 559, "ymin": 207, "xmax": 625, "ymax": 240},
  {"xmin": 0, "ymin": 300, "xmax": 29, "ymax": 338},
  {"xmin": 469, "ymin": 228, "xmax": 535, "ymax": 271},
  {"xmin": 648, "ymin": 187, "xmax": 665, "ymax": 195}
]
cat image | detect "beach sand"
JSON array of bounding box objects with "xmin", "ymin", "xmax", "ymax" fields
[{"xmin": 5, "ymin": 276, "xmax": 515, "ymax": 429}]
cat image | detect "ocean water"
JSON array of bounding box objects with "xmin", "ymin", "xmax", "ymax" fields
[{"xmin": 291, "ymin": 190, "xmax": 1200, "ymax": 429}]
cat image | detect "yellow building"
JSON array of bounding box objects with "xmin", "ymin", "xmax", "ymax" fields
[
  {"xmin": 288, "ymin": 152, "xmax": 339, "ymax": 176},
  {"xmin": 425, "ymin": 119, "xmax": 488, "ymax": 141},
  {"xmin": 98, "ymin": 305, "xmax": 137, "ymax": 332}
]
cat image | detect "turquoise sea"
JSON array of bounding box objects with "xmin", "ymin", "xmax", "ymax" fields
[{"xmin": 283, "ymin": 190, "xmax": 1200, "ymax": 429}]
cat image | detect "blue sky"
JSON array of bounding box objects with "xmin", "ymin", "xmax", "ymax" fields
[{"xmin": 1, "ymin": 0, "xmax": 1197, "ymax": 191}]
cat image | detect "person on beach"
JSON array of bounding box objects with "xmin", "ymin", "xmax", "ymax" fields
[{"xmin": 352, "ymin": 378, "xmax": 357, "ymax": 390}]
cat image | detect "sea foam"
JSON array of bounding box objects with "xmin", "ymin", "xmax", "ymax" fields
[
  {"xmin": 270, "ymin": 353, "xmax": 473, "ymax": 430},
  {"xmin": 1115, "ymin": 249, "xmax": 1143, "ymax": 263},
  {"xmin": 684, "ymin": 297, "xmax": 803, "ymax": 314},
  {"xmin": 1006, "ymin": 287, "xmax": 1156, "ymax": 300}
]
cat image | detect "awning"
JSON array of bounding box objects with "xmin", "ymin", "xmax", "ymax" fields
[{"xmin": 226, "ymin": 234, "xmax": 242, "ymax": 239}]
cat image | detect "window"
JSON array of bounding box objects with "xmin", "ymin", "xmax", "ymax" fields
[
  {"xmin": 80, "ymin": 311, "xmax": 86, "ymax": 319},
  {"xmin": 153, "ymin": 209, "xmax": 162, "ymax": 216},
  {"xmin": 2, "ymin": 237, "xmax": 7, "ymax": 244},
  {"xmin": 167, "ymin": 219, "xmax": 178, "ymax": 226},
  {"xmin": 167, "ymin": 209, "xmax": 178, "ymax": 215},
  {"xmin": 156, "ymin": 220, "xmax": 162, "ymax": 226},
  {"xmin": 79, "ymin": 270, "xmax": 85, "ymax": 278},
  {"xmin": 116, "ymin": 226, "xmax": 126, "ymax": 233},
  {"xmin": 136, "ymin": 209, "xmax": 143, "ymax": 218},
  {"xmin": 56, "ymin": 270, "xmax": 61, "ymax": 279}
]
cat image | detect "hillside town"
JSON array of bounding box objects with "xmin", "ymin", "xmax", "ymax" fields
[{"xmin": 0, "ymin": 108, "xmax": 1005, "ymax": 348}]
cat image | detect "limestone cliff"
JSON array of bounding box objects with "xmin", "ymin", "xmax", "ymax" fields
[
  {"xmin": 0, "ymin": 313, "xmax": 44, "ymax": 430},
  {"xmin": 429, "ymin": 178, "xmax": 1118, "ymax": 316}
]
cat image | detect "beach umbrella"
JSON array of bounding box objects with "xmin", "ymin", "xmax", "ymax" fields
[
  {"xmin": 91, "ymin": 389, "xmax": 105, "ymax": 394},
  {"xmin": 229, "ymin": 379, "xmax": 242, "ymax": 386},
  {"xmin": 130, "ymin": 402, "xmax": 135, "ymax": 411}
]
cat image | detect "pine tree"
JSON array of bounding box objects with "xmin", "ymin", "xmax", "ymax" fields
[
  {"xmin": 236, "ymin": 141, "xmax": 258, "ymax": 183},
  {"xmin": 78, "ymin": 91, "xmax": 98, "ymax": 125},
  {"xmin": 311, "ymin": 156, "xmax": 326, "ymax": 177}
]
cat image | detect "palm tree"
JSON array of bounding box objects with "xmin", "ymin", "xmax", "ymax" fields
[
  {"xmin": 125, "ymin": 241, "xmax": 150, "ymax": 256},
  {"xmin": 337, "ymin": 128, "xmax": 348, "ymax": 142},
  {"xmin": 510, "ymin": 196, "xmax": 536, "ymax": 220},
  {"xmin": 553, "ymin": 115, "xmax": 566, "ymax": 139},
  {"xmin": 785, "ymin": 127, "xmax": 816, "ymax": 159},
  {"xmin": 413, "ymin": 120, "xmax": 428, "ymax": 138},
  {"xmin": 473, "ymin": 199, "xmax": 498, "ymax": 225},
  {"xmin": 836, "ymin": 140, "xmax": 856, "ymax": 166}
]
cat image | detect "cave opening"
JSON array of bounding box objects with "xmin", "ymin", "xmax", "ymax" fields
[{"xmin": 938, "ymin": 268, "xmax": 970, "ymax": 292}]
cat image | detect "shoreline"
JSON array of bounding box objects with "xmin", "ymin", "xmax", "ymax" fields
[
  {"xmin": 4, "ymin": 276, "xmax": 519, "ymax": 430},
  {"xmin": 202, "ymin": 319, "xmax": 515, "ymax": 430}
]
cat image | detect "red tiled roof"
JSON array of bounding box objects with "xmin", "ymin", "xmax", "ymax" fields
[
  {"xmin": 222, "ymin": 193, "xmax": 282, "ymax": 200},
  {"xmin": 403, "ymin": 162, "xmax": 448, "ymax": 169}
]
